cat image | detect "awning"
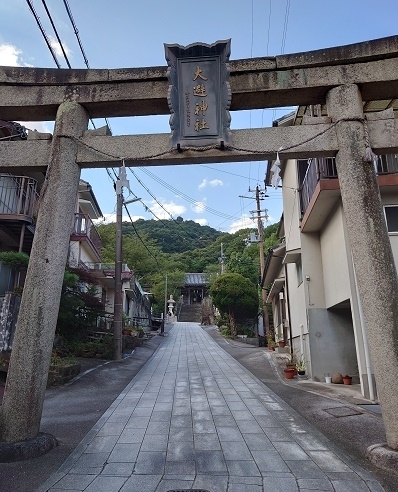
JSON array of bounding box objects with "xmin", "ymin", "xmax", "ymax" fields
[
  {"xmin": 262, "ymin": 243, "xmax": 286, "ymax": 286},
  {"xmin": 267, "ymin": 277, "xmax": 285, "ymax": 302},
  {"xmin": 283, "ymin": 248, "xmax": 301, "ymax": 264}
]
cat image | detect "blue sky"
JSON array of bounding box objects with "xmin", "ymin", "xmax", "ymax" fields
[{"xmin": 0, "ymin": 1, "xmax": 396, "ymax": 232}]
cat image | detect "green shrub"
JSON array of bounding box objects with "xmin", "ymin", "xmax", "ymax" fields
[
  {"xmin": 220, "ymin": 326, "xmax": 232, "ymax": 337},
  {"xmin": 50, "ymin": 355, "xmax": 78, "ymax": 366}
]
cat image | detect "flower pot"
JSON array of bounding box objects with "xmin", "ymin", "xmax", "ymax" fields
[
  {"xmin": 284, "ymin": 368, "xmax": 295, "ymax": 379},
  {"xmin": 285, "ymin": 363, "xmax": 297, "ymax": 375},
  {"xmin": 298, "ymin": 370, "xmax": 306, "ymax": 376},
  {"xmin": 325, "ymin": 376, "xmax": 332, "ymax": 384},
  {"xmin": 342, "ymin": 375, "xmax": 352, "ymax": 385}
]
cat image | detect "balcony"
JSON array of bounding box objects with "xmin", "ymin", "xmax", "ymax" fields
[
  {"xmin": 0, "ymin": 174, "xmax": 38, "ymax": 252},
  {"xmin": 299, "ymin": 154, "xmax": 398, "ymax": 232},
  {"xmin": 70, "ymin": 213, "xmax": 102, "ymax": 261}
]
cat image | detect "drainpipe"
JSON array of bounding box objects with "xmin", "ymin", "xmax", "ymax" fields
[
  {"xmin": 300, "ymin": 323, "xmax": 305, "ymax": 356},
  {"xmin": 352, "ymin": 260, "xmax": 376, "ymax": 402},
  {"xmin": 284, "ymin": 263, "xmax": 293, "ymax": 354}
]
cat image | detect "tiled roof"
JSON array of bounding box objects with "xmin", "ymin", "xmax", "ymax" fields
[{"xmin": 184, "ymin": 273, "xmax": 209, "ymax": 286}]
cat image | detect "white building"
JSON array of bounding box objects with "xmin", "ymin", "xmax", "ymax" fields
[{"xmin": 263, "ymin": 110, "xmax": 398, "ymax": 400}]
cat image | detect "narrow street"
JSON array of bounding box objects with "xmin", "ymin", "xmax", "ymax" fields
[{"xmin": 33, "ymin": 322, "xmax": 388, "ymax": 492}]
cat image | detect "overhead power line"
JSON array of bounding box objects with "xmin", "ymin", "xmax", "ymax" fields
[
  {"xmin": 137, "ymin": 167, "xmax": 236, "ymax": 221},
  {"xmin": 123, "ymin": 203, "xmax": 160, "ymax": 267},
  {"xmin": 40, "ymin": 0, "xmax": 71, "ymax": 68},
  {"xmin": 25, "ymin": 0, "xmax": 61, "ymax": 68},
  {"xmin": 281, "ymin": 0, "xmax": 291, "ymax": 54},
  {"xmin": 62, "ymin": 0, "xmax": 89, "ymax": 68}
]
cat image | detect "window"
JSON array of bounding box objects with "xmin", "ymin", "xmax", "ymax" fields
[
  {"xmin": 384, "ymin": 206, "xmax": 398, "ymax": 233},
  {"xmin": 296, "ymin": 258, "xmax": 303, "ymax": 285}
]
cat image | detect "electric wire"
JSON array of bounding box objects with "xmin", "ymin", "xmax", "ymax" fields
[
  {"xmin": 57, "ymin": 0, "xmax": 114, "ymax": 172},
  {"xmin": 62, "ymin": 0, "xmax": 89, "ymax": 68},
  {"xmin": 128, "ymin": 168, "xmax": 216, "ymax": 244},
  {"xmin": 123, "ymin": 203, "xmax": 160, "ymax": 267},
  {"xmin": 25, "ymin": 0, "xmax": 61, "ymax": 68},
  {"xmin": 281, "ymin": 0, "xmax": 291, "ymax": 54},
  {"xmin": 137, "ymin": 167, "xmax": 236, "ymax": 220},
  {"xmin": 62, "ymin": 0, "xmax": 112, "ymax": 134},
  {"xmin": 40, "ymin": 0, "xmax": 71, "ymax": 68}
]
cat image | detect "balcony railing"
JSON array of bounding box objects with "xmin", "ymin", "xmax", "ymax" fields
[
  {"xmin": 0, "ymin": 174, "xmax": 38, "ymax": 219},
  {"xmin": 299, "ymin": 154, "xmax": 398, "ymax": 215},
  {"xmin": 86, "ymin": 263, "xmax": 130, "ymax": 272},
  {"xmin": 72, "ymin": 213, "xmax": 102, "ymax": 257},
  {"xmin": 299, "ymin": 158, "xmax": 337, "ymax": 215},
  {"xmin": 376, "ymin": 154, "xmax": 398, "ymax": 174}
]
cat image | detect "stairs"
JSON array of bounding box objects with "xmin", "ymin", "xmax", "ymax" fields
[{"xmin": 178, "ymin": 303, "xmax": 202, "ymax": 323}]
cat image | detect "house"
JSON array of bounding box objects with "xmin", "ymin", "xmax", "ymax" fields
[
  {"xmin": 263, "ymin": 108, "xmax": 398, "ymax": 400},
  {"xmin": 0, "ymin": 122, "xmax": 152, "ymax": 349}
]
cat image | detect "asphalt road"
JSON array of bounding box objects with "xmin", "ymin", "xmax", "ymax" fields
[{"xmin": 1, "ymin": 324, "xmax": 397, "ymax": 492}]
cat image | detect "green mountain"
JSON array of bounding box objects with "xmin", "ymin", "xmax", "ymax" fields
[{"xmin": 122, "ymin": 217, "xmax": 223, "ymax": 254}]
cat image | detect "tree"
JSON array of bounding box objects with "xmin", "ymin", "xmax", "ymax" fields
[
  {"xmin": 56, "ymin": 268, "xmax": 105, "ymax": 341},
  {"xmin": 150, "ymin": 270, "xmax": 186, "ymax": 313},
  {"xmin": 226, "ymin": 249, "xmax": 259, "ymax": 285},
  {"xmin": 0, "ymin": 251, "xmax": 30, "ymax": 291},
  {"xmin": 210, "ymin": 273, "xmax": 258, "ymax": 337}
]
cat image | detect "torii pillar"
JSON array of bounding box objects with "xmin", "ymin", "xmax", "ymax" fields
[
  {"xmin": 0, "ymin": 102, "xmax": 88, "ymax": 447},
  {"xmin": 327, "ymin": 85, "xmax": 398, "ymax": 463}
]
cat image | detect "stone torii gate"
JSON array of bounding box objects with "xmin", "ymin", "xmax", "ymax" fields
[{"xmin": 1, "ymin": 36, "xmax": 398, "ymax": 467}]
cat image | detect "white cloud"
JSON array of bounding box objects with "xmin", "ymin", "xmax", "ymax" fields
[
  {"xmin": 228, "ymin": 214, "xmax": 256, "ymax": 233},
  {"xmin": 0, "ymin": 43, "xmax": 32, "ymax": 67},
  {"xmin": 149, "ymin": 200, "xmax": 186, "ymax": 220},
  {"xmin": 48, "ymin": 36, "xmax": 71, "ymax": 60},
  {"xmin": 94, "ymin": 213, "xmax": 144, "ymax": 224},
  {"xmin": 191, "ymin": 200, "xmax": 206, "ymax": 214},
  {"xmin": 19, "ymin": 121, "xmax": 53, "ymax": 134},
  {"xmin": 194, "ymin": 218, "xmax": 208, "ymax": 226},
  {"xmin": 198, "ymin": 178, "xmax": 223, "ymax": 190}
]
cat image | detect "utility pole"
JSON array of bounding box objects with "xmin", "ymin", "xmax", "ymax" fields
[
  {"xmin": 113, "ymin": 165, "xmax": 140, "ymax": 360},
  {"xmin": 114, "ymin": 171, "xmax": 124, "ymax": 360},
  {"xmin": 240, "ymin": 186, "xmax": 270, "ymax": 340},
  {"xmin": 162, "ymin": 274, "xmax": 167, "ymax": 335},
  {"xmin": 254, "ymin": 185, "xmax": 270, "ymax": 338},
  {"xmin": 219, "ymin": 243, "xmax": 225, "ymax": 274}
]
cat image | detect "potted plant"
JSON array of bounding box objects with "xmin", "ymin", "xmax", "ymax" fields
[
  {"xmin": 342, "ymin": 374, "xmax": 352, "ymax": 385},
  {"xmin": 122, "ymin": 325, "xmax": 133, "ymax": 336},
  {"xmin": 285, "ymin": 353, "xmax": 297, "ymax": 373},
  {"xmin": 283, "ymin": 367, "xmax": 295, "ymax": 379},
  {"xmin": 296, "ymin": 356, "xmax": 306, "ymax": 375},
  {"xmin": 267, "ymin": 332, "xmax": 276, "ymax": 351}
]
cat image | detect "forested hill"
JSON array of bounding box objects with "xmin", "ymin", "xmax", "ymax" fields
[{"xmin": 122, "ymin": 217, "xmax": 222, "ymax": 253}]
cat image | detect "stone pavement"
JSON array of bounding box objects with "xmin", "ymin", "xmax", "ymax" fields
[{"xmin": 36, "ymin": 322, "xmax": 386, "ymax": 492}]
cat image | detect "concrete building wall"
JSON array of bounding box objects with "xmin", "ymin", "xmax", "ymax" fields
[
  {"xmin": 286, "ymin": 262, "xmax": 307, "ymax": 341},
  {"xmin": 301, "ymin": 232, "xmax": 326, "ymax": 308},
  {"xmin": 282, "ymin": 159, "xmax": 301, "ymax": 252},
  {"xmin": 320, "ymin": 204, "xmax": 351, "ymax": 308},
  {"xmin": 308, "ymin": 307, "xmax": 357, "ymax": 382}
]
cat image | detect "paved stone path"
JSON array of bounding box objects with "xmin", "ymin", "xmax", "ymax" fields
[{"xmin": 37, "ymin": 323, "xmax": 385, "ymax": 492}]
